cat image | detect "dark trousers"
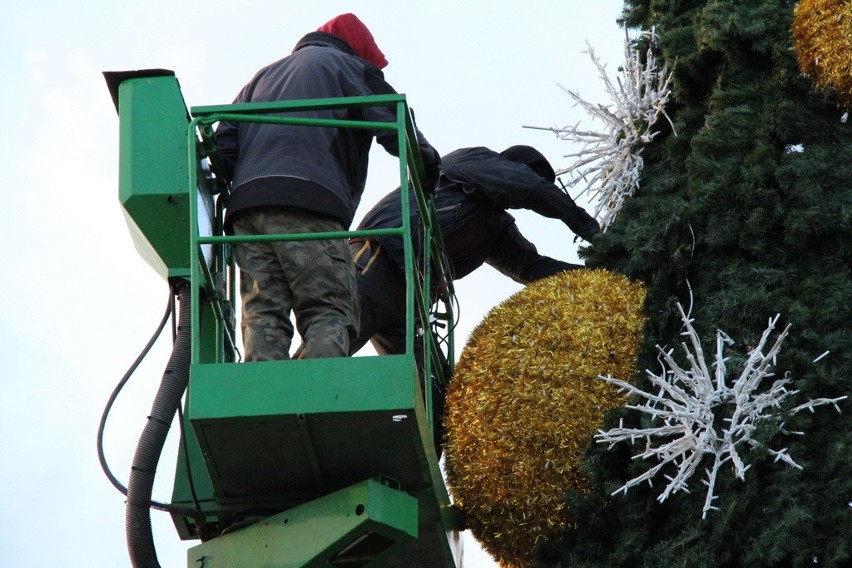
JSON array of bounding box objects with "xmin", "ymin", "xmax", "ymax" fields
[{"xmin": 349, "ymin": 240, "xmax": 407, "ymax": 356}]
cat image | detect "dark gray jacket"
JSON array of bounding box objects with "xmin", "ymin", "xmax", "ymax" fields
[
  {"xmin": 216, "ymin": 32, "xmax": 439, "ymax": 230},
  {"xmin": 357, "ymin": 146, "xmax": 600, "ymax": 284}
]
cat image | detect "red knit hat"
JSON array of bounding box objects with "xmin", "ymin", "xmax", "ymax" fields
[{"xmin": 317, "ymin": 13, "xmax": 388, "ymax": 69}]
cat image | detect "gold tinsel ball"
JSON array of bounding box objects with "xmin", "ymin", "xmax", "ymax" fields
[
  {"xmin": 443, "ymin": 269, "xmax": 646, "ymax": 568},
  {"xmin": 791, "ymin": 0, "xmax": 852, "ymax": 108}
]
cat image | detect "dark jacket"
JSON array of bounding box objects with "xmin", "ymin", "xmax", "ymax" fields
[
  {"xmin": 357, "ymin": 146, "xmax": 600, "ymax": 284},
  {"xmin": 216, "ymin": 32, "xmax": 439, "ymax": 230}
]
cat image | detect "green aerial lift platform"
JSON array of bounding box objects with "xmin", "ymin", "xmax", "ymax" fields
[{"xmin": 105, "ymin": 70, "xmax": 462, "ymax": 568}]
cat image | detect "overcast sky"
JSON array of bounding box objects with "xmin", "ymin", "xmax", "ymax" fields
[{"xmin": 0, "ymin": 1, "xmax": 626, "ymax": 566}]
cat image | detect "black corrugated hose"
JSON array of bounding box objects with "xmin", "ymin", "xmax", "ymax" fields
[{"xmin": 125, "ymin": 279, "xmax": 192, "ymax": 568}]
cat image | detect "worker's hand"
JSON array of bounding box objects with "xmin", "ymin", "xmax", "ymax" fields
[{"xmin": 576, "ymin": 220, "xmax": 602, "ymax": 242}]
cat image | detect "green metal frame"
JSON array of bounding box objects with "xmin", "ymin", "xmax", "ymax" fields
[{"xmin": 173, "ymin": 93, "xmax": 459, "ymax": 566}]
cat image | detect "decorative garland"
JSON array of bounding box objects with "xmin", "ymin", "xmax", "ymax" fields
[
  {"xmin": 792, "ymin": 0, "xmax": 852, "ymax": 108},
  {"xmin": 443, "ymin": 269, "xmax": 646, "ymax": 567}
]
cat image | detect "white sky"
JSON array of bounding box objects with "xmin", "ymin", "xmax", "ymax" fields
[{"xmin": 0, "ymin": 1, "xmax": 626, "ymax": 566}]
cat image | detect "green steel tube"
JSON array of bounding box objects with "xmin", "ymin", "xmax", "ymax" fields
[
  {"xmin": 200, "ymin": 113, "xmax": 398, "ymax": 132},
  {"xmin": 395, "ymin": 101, "xmax": 414, "ymax": 361},
  {"xmin": 191, "ymin": 94, "xmax": 406, "ymax": 117},
  {"xmin": 188, "ymin": 116, "xmax": 204, "ymax": 365},
  {"xmin": 196, "ymin": 226, "xmax": 405, "ymax": 245}
]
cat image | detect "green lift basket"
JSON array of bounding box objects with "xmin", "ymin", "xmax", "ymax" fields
[{"xmin": 107, "ymin": 70, "xmax": 461, "ymax": 567}]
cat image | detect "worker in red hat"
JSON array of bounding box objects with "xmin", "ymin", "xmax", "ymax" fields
[{"xmin": 216, "ymin": 13, "xmax": 440, "ymax": 362}]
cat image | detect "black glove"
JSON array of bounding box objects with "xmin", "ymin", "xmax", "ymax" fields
[{"xmin": 577, "ymin": 219, "xmax": 601, "ymax": 242}]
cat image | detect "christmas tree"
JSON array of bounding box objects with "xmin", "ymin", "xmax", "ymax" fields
[{"xmin": 535, "ymin": 1, "xmax": 852, "ymax": 566}]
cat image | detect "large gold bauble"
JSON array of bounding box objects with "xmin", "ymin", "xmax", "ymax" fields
[
  {"xmin": 443, "ymin": 268, "xmax": 646, "ymax": 567},
  {"xmin": 792, "ymin": 0, "xmax": 852, "ymax": 108}
]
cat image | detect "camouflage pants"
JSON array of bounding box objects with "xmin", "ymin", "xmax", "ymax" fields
[{"xmin": 232, "ymin": 207, "xmax": 359, "ymax": 361}]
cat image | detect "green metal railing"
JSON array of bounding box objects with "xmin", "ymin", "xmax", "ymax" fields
[{"xmin": 185, "ymin": 94, "xmax": 455, "ymax": 416}]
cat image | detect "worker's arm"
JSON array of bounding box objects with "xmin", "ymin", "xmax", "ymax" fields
[
  {"xmin": 442, "ymin": 148, "xmax": 599, "ymax": 241},
  {"xmin": 485, "ymin": 222, "xmax": 583, "ymax": 284},
  {"xmin": 214, "ymin": 119, "xmax": 239, "ymax": 181},
  {"xmin": 358, "ymin": 67, "xmax": 441, "ymax": 189}
]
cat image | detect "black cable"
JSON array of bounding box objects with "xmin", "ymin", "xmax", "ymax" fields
[
  {"xmin": 97, "ymin": 289, "xmax": 172, "ymax": 501},
  {"xmin": 169, "ymin": 291, "xmax": 177, "ymax": 342},
  {"xmin": 96, "ymin": 285, "xmax": 202, "ymax": 518}
]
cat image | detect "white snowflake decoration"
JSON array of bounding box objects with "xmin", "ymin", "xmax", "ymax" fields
[
  {"xmin": 595, "ymin": 303, "xmax": 846, "ymax": 518},
  {"xmin": 527, "ymin": 27, "xmax": 674, "ymax": 231}
]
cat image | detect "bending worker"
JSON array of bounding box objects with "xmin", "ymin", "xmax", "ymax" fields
[
  {"xmin": 350, "ymin": 144, "xmax": 600, "ymax": 359},
  {"xmin": 216, "ymin": 13, "xmax": 440, "ymax": 361}
]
